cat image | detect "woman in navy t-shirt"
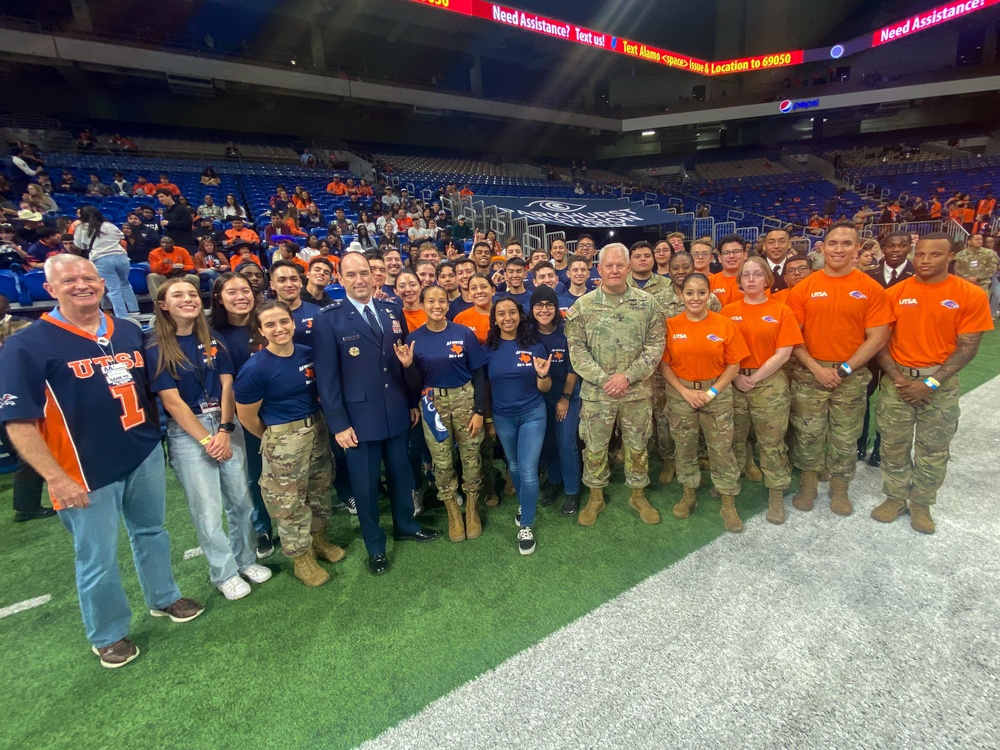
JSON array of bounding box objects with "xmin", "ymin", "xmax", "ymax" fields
[
  {"xmin": 484, "ymin": 295, "xmax": 551, "ymax": 555},
  {"xmin": 396, "ymin": 284, "xmax": 487, "ymax": 543},
  {"xmin": 528, "ymin": 285, "xmax": 582, "ymax": 517},
  {"xmin": 146, "ymin": 278, "xmax": 271, "ymax": 601},
  {"xmin": 234, "ymin": 300, "xmax": 344, "ymax": 587}
]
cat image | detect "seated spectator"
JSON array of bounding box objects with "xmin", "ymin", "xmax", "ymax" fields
[
  {"xmin": 298, "ymin": 203, "xmax": 325, "ymax": 232},
  {"xmin": 271, "ymin": 188, "xmax": 291, "ymax": 214},
  {"xmin": 356, "ymin": 224, "xmax": 376, "ymax": 250},
  {"xmin": 271, "ymin": 241, "xmax": 308, "ymax": 273},
  {"xmin": 201, "ymin": 166, "xmax": 221, "ymax": 186},
  {"xmin": 222, "ymin": 194, "xmax": 249, "ymax": 224},
  {"xmin": 194, "ymin": 216, "xmax": 225, "ymax": 246},
  {"xmin": 156, "ymin": 174, "xmax": 181, "ymax": 196},
  {"xmin": 147, "ymin": 236, "xmax": 199, "ymax": 299},
  {"xmin": 326, "ymin": 175, "xmax": 347, "ymax": 195},
  {"xmin": 293, "ymin": 190, "xmax": 316, "ymax": 213},
  {"xmin": 85, "ymin": 174, "xmax": 112, "ymax": 197},
  {"xmin": 381, "ymin": 186, "xmax": 400, "ymax": 213},
  {"xmin": 23, "ymin": 184, "xmax": 58, "ymax": 215},
  {"xmin": 121, "ymin": 225, "xmax": 150, "ymax": 264},
  {"xmin": 358, "ymin": 179, "xmax": 374, "ymax": 197},
  {"xmin": 298, "ymin": 235, "xmax": 321, "ymax": 262},
  {"xmin": 127, "ymin": 210, "xmax": 159, "ymax": 248},
  {"xmin": 110, "ymin": 171, "xmax": 132, "ymax": 197},
  {"xmin": 408, "ymin": 220, "xmax": 432, "ymax": 244},
  {"xmin": 230, "ymin": 241, "xmax": 262, "ymax": 269},
  {"xmin": 109, "ymin": 133, "xmax": 137, "ymax": 151},
  {"xmin": 57, "ymin": 170, "xmax": 86, "ymax": 194},
  {"xmin": 330, "ymin": 207, "xmax": 354, "ymax": 236},
  {"xmin": 23, "ymin": 226, "xmax": 67, "ymax": 270},
  {"xmin": 300, "ymin": 148, "xmax": 317, "ymax": 169},
  {"xmin": 133, "ymin": 175, "xmax": 157, "ymax": 196},
  {"xmin": 197, "ymin": 194, "xmax": 225, "ymax": 221},
  {"xmin": 0, "ymin": 223, "xmax": 23, "ymax": 269},
  {"xmin": 75, "ymin": 130, "xmax": 96, "ymax": 150},
  {"xmin": 459, "ymin": 184, "xmax": 474, "ymax": 197},
  {"xmin": 224, "ymin": 217, "xmax": 260, "ymax": 249},
  {"xmin": 15, "ymin": 209, "xmax": 46, "ymax": 244},
  {"xmin": 282, "ymin": 206, "xmax": 308, "ymax": 237},
  {"xmin": 35, "ymin": 171, "xmax": 54, "ymax": 195},
  {"xmin": 225, "ymin": 142, "xmax": 242, "ymax": 158},
  {"xmin": 193, "ymin": 237, "xmax": 231, "ymax": 286},
  {"xmin": 574, "ymin": 182, "xmax": 585, "ymax": 195},
  {"xmin": 451, "ymin": 215, "xmax": 473, "ymax": 240}
]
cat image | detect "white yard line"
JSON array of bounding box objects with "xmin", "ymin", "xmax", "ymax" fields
[
  {"xmin": 0, "ymin": 594, "xmax": 51, "ymax": 619},
  {"xmin": 182, "ymin": 547, "xmax": 204, "ymax": 560}
]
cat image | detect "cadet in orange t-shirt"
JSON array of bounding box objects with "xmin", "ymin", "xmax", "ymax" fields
[
  {"xmin": 786, "ymin": 222, "xmax": 892, "ymax": 516},
  {"xmin": 659, "ymin": 273, "xmax": 749, "ymax": 532},
  {"xmin": 871, "ymin": 233, "xmax": 994, "ymax": 534},
  {"xmin": 453, "ymin": 274, "xmax": 494, "ymax": 344},
  {"xmin": 393, "ymin": 269, "xmax": 427, "ymax": 332},
  {"xmin": 708, "ymin": 234, "xmax": 750, "ymax": 307},
  {"xmin": 721, "ymin": 256, "xmax": 804, "ymax": 524}
]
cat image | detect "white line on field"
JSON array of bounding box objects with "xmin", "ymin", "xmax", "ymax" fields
[
  {"xmin": 183, "ymin": 547, "xmax": 204, "ymax": 560},
  {"xmin": 0, "ymin": 594, "xmax": 51, "ymax": 619}
]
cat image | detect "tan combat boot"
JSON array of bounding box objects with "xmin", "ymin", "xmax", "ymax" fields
[
  {"xmin": 720, "ymin": 494, "xmax": 744, "ymax": 533},
  {"xmin": 577, "ymin": 487, "xmax": 606, "ymax": 527},
  {"xmin": 871, "ymin": 497, "xmax": 907, "ymax": 524},
  {"xmin": 792, "ymin": 471, "xmax": 818, "ymax": 511},
  {"xmin": 293, "ymin": 549, "xmax": 330, "ymax": 587},
  {"xmin": 465, "ymin": 493, "xmax": 482, "ymax": 540},
  {"xmin": 698, "ymin": 456, "xmax": 711, "ymax": 471},
  {"xmin": 829, "ymin": 477, "xmax": 853, "ymax": 516},
  {"xmin": 629, "ymin": 488, "xmax": 660, "ymax": 525},
  {"xmin": 744, "ymin": 456, "xmax": 763, "ymax": 483},
  {"xmin": 311, "ymin": 526, "xmax": 347, "ymax": 564},
  {"xmin": 672, "ymin": 487, "xmax": 698, "ymax": 519},
  {"xmin": 766, "ymin": 488, "xmax": 785, "ymax": 525},
  {"xmin": 658, "ymin": 458, "xmax": 675, "ymax": 485},
  {"xmin": 909, "ymin": 502, "xmax": 936, "ymax": 534},
  {"xmin": 443, "ymin": 497, "xmax": 466, "ymax": 542}
]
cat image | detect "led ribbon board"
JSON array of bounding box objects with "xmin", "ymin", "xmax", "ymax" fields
[{"xmin": 408, "ymin": 0, "xmax": 998, "ymax": 76}]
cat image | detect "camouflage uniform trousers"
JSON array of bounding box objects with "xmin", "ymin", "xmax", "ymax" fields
[
  {"xmin": 649, "ymin": 372, "xmax": 675, "ymax": 458},
  {"xmin": 877, "ymin": 373, "xmax": 960, "ymax": 505},
  {"xmin": 579, "ymin": 397, "xmax": 652, "ymax": 489},
  {"xmin": 422, "ymin": 383, "xmax": 483, "ymax": 503},
  {"xmin": 732, "ymin": 371, "xmax": 792, "ymax": 490},
  {"xmin": 260, "ymin": 412, "xmax": 333, "ymax": 557},
  {"xmin": 665, "ymin": 384, "xmax": 740, "ymax": 495},
  {"xmin": 790, "ymin": 364, "xmax": 871, "ymax": 481}
]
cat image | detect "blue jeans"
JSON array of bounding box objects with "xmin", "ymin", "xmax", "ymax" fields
[
  {"xmin": 167, "ymin": 413, "xmax": 255, "ymax": 585},
  {"xmin": 94, "ymin": 253, "xmax": 139, "ymax": 317},
  {"xmin": 243, "ymin": 429, "xmax": 271, "ymax": 537},
  {"xmin": 542, "ymin": 395, "xmax": 582, "ymax": 495},
  {"xmin": 58, "ymin": 445, "xmax": 182, "ymax": 648},
  {"xmin": 492, "ymin": 401, "xmax": 547, "ymax": 526}
]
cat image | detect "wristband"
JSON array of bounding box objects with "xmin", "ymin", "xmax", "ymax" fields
[
  {"xmin": 839, "ymin": 362, "xmax": 853, "ymax": 375},
  {"xmin": 561, "ymin": 392, "xmax": 573, "ymax": 399},
  {"xmin": 924, "ymin": 377, "xmax": 940, "ymax": 390},
  {"xmin": 484, "ymin": 418, "xmax": 493, "ymax": 424},
  {"xmin": 706, "ymin": 387, "xmax": 718, "ymax": 399},
  {"xmin": 199, "ymin": 435, "xmax": 212, "ymax": 445},
  {"xmin": 537, "ymin": 373, "xmax": 550, "ymax": 380}
]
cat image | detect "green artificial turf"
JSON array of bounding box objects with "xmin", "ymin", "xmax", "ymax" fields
[{"xmin": 2, "ymin": 329, "xmax": 998, "ymax": 750}]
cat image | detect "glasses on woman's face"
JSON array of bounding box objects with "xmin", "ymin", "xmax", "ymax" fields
[{"xmin": 741, "ymin": 272, "xmax": 765, "ymax": 281}]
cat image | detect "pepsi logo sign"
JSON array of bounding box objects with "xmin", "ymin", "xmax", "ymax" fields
[{"xmin": 779, "ymin": 98, "xmax": 820, "ymax": 113}]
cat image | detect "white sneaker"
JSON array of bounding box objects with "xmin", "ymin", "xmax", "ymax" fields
[
  {"xmin": 239, "ymin": 563, "xmax": 273, "ymax": 584},
  {"xmin": 217, "ymin": 575, "xmax": 251, "ymax": 600},
  {"xmin": 412, "ymin": 487, "xmax": 425, "ymax": 517},
  {"xmin": 517, "ymin": 525, "xmax": 536, "ymax": 556}
]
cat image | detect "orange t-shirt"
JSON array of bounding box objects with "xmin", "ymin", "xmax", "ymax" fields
[
  {"xmin": 403, "ymin": 308, "xmax": 427, "ymax": 333},
  {"xmin": 770, "ymin": 288, "xmax": 790, "ymax": 305},
  {"xmin": 157, "ymin": 182, "xmax": 181, "ymax": 196},
  {"xmin": 326, "ymin": 181, "xmax": 347, "ymax": 195},
  {"xmin": 929, "ymin": 201, "xmax": 942, "ymax": 218},
  {"xmin": 454, "ymin": 307, "xmax": 491, "ymax": 344},
  {"xmin": 720, "ymin": 298, "xmax": 804, "ymax": 369},
  {"xmin": 709, "ymin": 272, "xmax": 741, "ymax": 308},
  {"xmin": 148, "ymin": 247, "xmax": 194, "ymax": 275},
  {"xmin": 885, "ymin": 275, "xmax": 994, "ymax": 368},
  {"xmin": 787, "ymin": 269, "xmax": 892, "ymax": 362},
  {"xmin": 133, "ymin": 182, "xmax": 156, "ymax": 196},
  {"xmin": 231, "ymin": 253, "xmax": 262, "ymax": 267},
  {"xmin": 662, "ymin": 311, "xmax": 749, "ymax": 382}
]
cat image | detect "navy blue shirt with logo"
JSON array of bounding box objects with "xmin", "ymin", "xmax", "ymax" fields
[
  {"xmin": 214, "ymin": 323, "xmax": 255, "ymax": 373},
  {"xmin": 484, "ymin": 339, "xmax": 547, "ymax": 416},
  {"xmin": 537, "ymin": 328, "xmax": 579, "ymax": 404},
  {"xmin": 291, "ymin": 301, "xmax": 320, "ymax": 345},
  {"xmin": 146, "ymin": 332, "xmax": 235, "ymax": 414},
  {"xmin": 234, "ymin": 344, "xmax": 319, "ymax": 427},
  {"xmin": 406, "ymin": 322, "xmax": 485, "ymax": 388}
]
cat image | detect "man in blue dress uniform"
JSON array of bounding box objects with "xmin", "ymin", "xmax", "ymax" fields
[{"xmin": 313, "ymin": 253, "xmax": 439, "ymax": 575}]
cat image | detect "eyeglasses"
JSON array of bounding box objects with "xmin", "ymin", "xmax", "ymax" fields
[
  {"xmin": 786, "ymin": 266, "xmax": 810, "ymax": 274},
  {"xmin": 740, "ymin": 272, "xmax": 765, "ymax": 280},
  {"xmin": 690, "ymin": 252, "xmax": 712, "ymax": 258},
  {"xmin": 720, "ymin": 249, "xmax": 743, "ymax": 257}
]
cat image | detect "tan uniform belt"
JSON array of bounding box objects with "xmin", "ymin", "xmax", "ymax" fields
[
  {"xmin": 432, "ymin": 381, "xmax": 472, "ymax": 396},
  {"xmin": 895, "ymin": 363, "xmax": 942, "ymax": 378},
  {"xmin": 813, "ymin": 360, "xmax": 840, "ymax": 368},
  {"xmin": 266, "ymin": 411, "xmax": 322, "ymax": 434},
  {"xmin": 679, "ymin": 377, "xmax": 718, "ymax": 390},
  {"xmin": 739, "ymin": 368, "xmax": 757, "ymax": 376}
]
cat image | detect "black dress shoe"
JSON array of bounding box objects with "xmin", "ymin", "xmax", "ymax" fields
[
  {"xmin": 539, "ymin": 483, "xmax": 561, "ymax": 507},
  {"xmin": 368, "ymin": 554, "xmax": 390, "ymax": 576},
  {"xmin": 14, "ymin": 507, "xmax": 57, "ymax": 522},
  {"xmin": 393, "ymin": 527, "xmax": 440, "ymax": 543},
  {"xmin": 857, "ymin": 448, "xmax": 867, "ymax": 461},
  {"xmin": 867, "ymin": 451, "xmax": 881, "ymax": 468}
]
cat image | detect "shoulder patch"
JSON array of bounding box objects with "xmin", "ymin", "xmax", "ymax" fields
[
  {"xmin": 565, "ymin": 305, "xmax": 580, "ymax": 321},
  {"xmin": 320, "ymin": 300, "xmax": 343, "ymax": 312}
]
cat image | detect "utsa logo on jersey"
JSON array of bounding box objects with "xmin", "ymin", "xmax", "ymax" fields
[
  {"xmin": 811, "ymin": 291, "xmax": 828, "ymax": 298},
  {"xmin": 941, "ymin": 300, "xmax": 960, "ymax": 309},
  {"xmin": 67, "ymin": 351, "xmax": 144, "ymax": 379},
  {"xmin": 706, "ymin": 334, "xmax": 723, "ymax": 342},
  {"xmin": 899, "ymin": 298, "xmax": 918, "ymax": 306},
  {"xmin": 761, "ymin": 316, "xmax": 778, "ymax": 324},
  {"xmin": 848, "ymin": 291, "xmax": 868, "ymax": 300}
]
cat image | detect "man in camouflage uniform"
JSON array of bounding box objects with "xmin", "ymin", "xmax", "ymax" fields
[
  {"xmin": 566, "ymin": 243, "xmax": 666, "ymax": 526},
  {"xmin": 422, "ymin": 384, "xmax": 482, "ymax": 541},
  {"xmin": 260, "ymin": 412, "xmax": 344, "ymax": 586},
  {"xmin": 872, "ymin": 233, "xmax": 994, "ymax": 534},
  {"xmin": 954, "ymin": 232, "xmax": 997, "ymax": 293}
]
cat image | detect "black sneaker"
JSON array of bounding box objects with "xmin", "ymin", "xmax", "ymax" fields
[
  {"xmin": 867, "ymin": 450, "xmax": 881, "ymax": 468},
  {"xmin": 514, "ymin": 507, "xmax": 521, "ymax": 527},
  {"xmin": 517, "ymin": 526, "xmax": 536, "ymax": 555},
  {"xmin": 256, "ymin": 533, "xmax": 275, "ymax": 559},
  {"xmin": 561, "ymin": 493, "xmax": 579, "ymax": 516},
  {"xmin": 539, "ymin": 482, "xmax": 561, "ymax": 507},
  {"xmin": 344, "ymin": 496, "xmax": 358, "ymax": 515},
  {"xmin": 13, "ymin": 507, "xmax": 57, "ymax": 522}
]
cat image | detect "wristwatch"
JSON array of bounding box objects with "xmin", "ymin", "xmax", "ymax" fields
[
  {"xmin": 218, "ymin": 422, "xmax": 236, "ymax": 433},
  {"xmin": 836, "ymin": 363, "xmax": 852, "ymax": 379}
]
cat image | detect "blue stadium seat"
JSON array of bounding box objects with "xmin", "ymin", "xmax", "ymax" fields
[
  {"xmin": 128, "ymin": 266, "xmax": 149, "ymax": 295},
  {"xmin": 0, "ymin": 271, "xmax": 21, "ymax": 303},
  {"xmin": 22, "ymin": 271, "xmax": 53, "ymax": 302},
  {"xmin": 325, "ymin": 283, "xmax": 346, "ymax": 300}
]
